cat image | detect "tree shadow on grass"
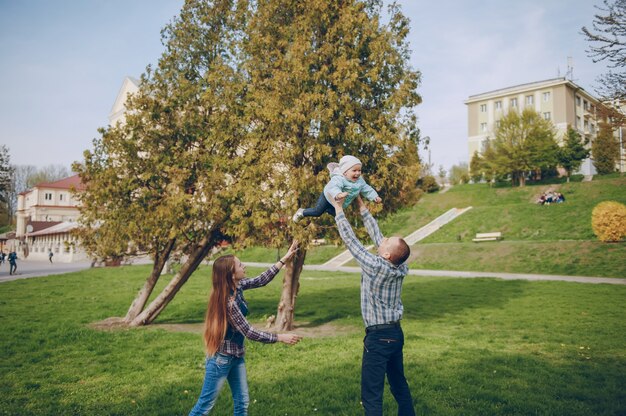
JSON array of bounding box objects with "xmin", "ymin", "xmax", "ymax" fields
[{"xmin": 158, "ymin": 277, "xmax": 528, "ymax": 330}]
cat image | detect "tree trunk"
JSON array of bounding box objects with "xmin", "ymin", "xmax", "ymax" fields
[
  {"xmin": 129, "ymin": 235, "xmax": 213, "ymax": 326},
  {"xmin": 124, "ymin": 238, "xmax": 176, "ymax": 323},
  {"xmin": 275, "ymin": 247, "xmax": 306, "ymax": 331}
]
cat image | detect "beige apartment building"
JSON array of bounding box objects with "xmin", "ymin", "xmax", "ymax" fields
[{"xmin": 465, "ymin": 77, "xmax": 618, "ymax": 176}]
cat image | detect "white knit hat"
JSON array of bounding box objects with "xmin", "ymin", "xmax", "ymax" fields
[{"xmin": 338, "ymin": 155, "xmax": 362, "ymax": 173}]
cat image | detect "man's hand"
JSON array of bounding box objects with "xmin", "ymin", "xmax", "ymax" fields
[
  {"xmin": 374, "ymin": 196, "xmax": 382, "ymax": 204},
  {"xmin": 355, "ymin": 195, "xmax": 367, "ymax": 212},
  {"xmin": 329, "ymin": 192, "xmax": 346, "ymax": 214}
]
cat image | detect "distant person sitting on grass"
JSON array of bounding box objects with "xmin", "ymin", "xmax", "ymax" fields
[
  {"xmin": 329, "ymin": 194, "xmax": 416, "ymax": 416},
  {"xmin": 188, "ymin": 241, "xmax": 302, "ymax": 416},
  {"xmin": 292, "ymin": 155, "xmax": 382, "ymax": 223}
]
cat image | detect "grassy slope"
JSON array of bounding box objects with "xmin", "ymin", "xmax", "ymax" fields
[
  {"xmin": 408, "ymin": 175, "xmax": 626, "ymax": 278},
  {"xmin": 225, "ymin": 175, "xmax": 625, "ymax": 277},
  {"xmin": 1, "ymin": 265, "xmax": 625, "ymax": 415}
]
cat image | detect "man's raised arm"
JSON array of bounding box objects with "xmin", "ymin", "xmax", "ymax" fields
[{"xmin": 355, "ymin": 196, "xmax": 384, "ymax": 247}]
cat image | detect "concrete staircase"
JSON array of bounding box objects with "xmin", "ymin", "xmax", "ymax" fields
[{"xmin": 322, "ymin": 206, "xmax": 473, "ymax": 267}]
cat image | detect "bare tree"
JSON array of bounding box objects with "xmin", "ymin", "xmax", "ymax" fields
[{"xmin": 582, "ymin": 0, "xmax": 626, "ymax": 100}]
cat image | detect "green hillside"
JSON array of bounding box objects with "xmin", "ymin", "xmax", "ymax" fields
[
  {"xmin": 408, "ymin": 174, "xmax": 625, "ymax": 278},
  {"xmin": 228, "ymin": 174, "xmax": 625, "ymax": 278}
]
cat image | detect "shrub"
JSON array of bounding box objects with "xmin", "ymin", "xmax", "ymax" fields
[
  {"xmin": 591, "ymin": 201, "xmax": 626, "ymax": 242},
  {"xmin": 417, "ymin": 175, "xmax": 440, "ymax": 193}
]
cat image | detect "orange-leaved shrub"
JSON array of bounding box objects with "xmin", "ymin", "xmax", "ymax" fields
[{"xmin": 591, "ymin": 201, "xmax": 626, "ymax": 242}]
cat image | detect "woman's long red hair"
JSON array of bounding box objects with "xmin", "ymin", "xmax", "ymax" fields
[{"xmin": 203, "ymin": 255, "xmax": 236, "ymax": 355}]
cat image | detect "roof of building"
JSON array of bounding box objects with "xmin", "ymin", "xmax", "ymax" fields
[
  {"xmin": 28, "ymin": 221, "xmax": 62, "ymax": 233},
  {"xmin": 36, "ymin": 174, "xmax": 84, "ymax": 190},
  {"xmin": 465, "ymin": 77, "xmax": 599, "ymax": 104},
  {"xmin": 27, "ymin": 221, "xmax": 79, "ymax": 237}
]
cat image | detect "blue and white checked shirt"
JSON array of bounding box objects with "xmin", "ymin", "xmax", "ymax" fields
[{"xmin": 335, "ymin": 209, "xmax": 408, "ymax": 328}]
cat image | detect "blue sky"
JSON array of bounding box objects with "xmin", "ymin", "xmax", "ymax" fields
[{"xmin": 0, "ymin": 0, "xmax": 609, "ymax": 173}]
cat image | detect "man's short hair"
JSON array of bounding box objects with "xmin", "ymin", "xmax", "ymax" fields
[{"xmin": 390, "ymin": 238, "xmax": 410, "ymax": 265}]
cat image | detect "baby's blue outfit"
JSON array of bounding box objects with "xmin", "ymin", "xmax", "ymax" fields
[{"xmin": 324, "ymin": 172, "xmax": 380, "ymax": 208}]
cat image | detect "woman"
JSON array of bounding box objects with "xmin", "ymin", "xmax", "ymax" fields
[{"xmin": 188, "ymin": 241, "xmax": 302, "ymax": 416}]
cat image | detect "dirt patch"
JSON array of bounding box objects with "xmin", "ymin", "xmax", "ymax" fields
[
  {"xmin": 153, "ymin": 321, "xmax": 360, "ymax": 338},
  {"xmin": 90, "ymin": 318, "xmax": 360, "ymax": 338},
  {"xmin": 89, "ymin": 317, "xmax": 130, "ymax": 331}
]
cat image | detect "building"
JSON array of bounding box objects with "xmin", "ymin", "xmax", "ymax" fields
[
  {"xmin": 109, "ymin": 76, "xmax": 140, "ymax": 126},
  {"xmin": 465, "ymin": 77, "xmax": 613, "ymax": 176},
  {"xmin": 14, "ymin": 175, "xmax": 87, "ymax": 262}
]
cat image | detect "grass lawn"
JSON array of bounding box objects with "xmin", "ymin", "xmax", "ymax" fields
[
  {"xmin": 1, "ymin": 265, "xmax": 625, "ymax": 415},
  {"xmin": 235, "ymin": 175, "xmax": 625, "ymax": 278}
]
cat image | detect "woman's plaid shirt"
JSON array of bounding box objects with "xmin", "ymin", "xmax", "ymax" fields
[
  {"xmin": 218, "ymin": 266, "xmax": 279, "ymax": 357},
  {"xmin": 335, "ymin": 209, "xmax": 408, "ymax": 328}
]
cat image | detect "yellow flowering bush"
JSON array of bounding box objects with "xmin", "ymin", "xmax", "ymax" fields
[{"xmin": 591, "ymin": 201, "xmax": 626, "ymax": 242}]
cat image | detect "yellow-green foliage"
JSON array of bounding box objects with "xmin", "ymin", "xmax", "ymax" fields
[{"xmin": 592, "ymin": 201, "xmax": 626, "ymax": 242}]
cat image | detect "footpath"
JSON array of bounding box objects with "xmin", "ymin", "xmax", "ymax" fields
[{"xmin": 2, "ymin": 259, "xmax": 623, "ymax": 286}]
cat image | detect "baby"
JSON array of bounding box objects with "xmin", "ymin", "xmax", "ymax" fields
[{"xmin": 293, "ymin": 155, "xmax": 382, "ymax": 222}]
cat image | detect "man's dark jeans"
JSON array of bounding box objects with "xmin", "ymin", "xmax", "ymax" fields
[
  {"xmin": 362, "ymin": 325, "xmax": 415, "ymax": 416},
  {"xmin": 303, "ymin": 193, "xmax": 336, "ymax": 218}
]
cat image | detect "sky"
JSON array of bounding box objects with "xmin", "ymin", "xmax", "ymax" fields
[{"xmin": 0, "ymin": 0, "xmax": 610, "ymax": 174}]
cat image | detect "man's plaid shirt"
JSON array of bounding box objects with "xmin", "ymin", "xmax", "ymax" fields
[
  {"xmin": 218, "ymin": 266, "xmax": 279, "ymax": 357},
  {"xmin": 335, "ymin": 209, "xmax": 408, "ymax": 328}
]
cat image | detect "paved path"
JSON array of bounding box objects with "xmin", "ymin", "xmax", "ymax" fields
[
  {"xmin": 0, "ymin": 259, "xmax": 94, "ymax": 283},
  {"xmin": 1, "ymin": 259, "xmax": 624, "ymax": 286},
  {"xmin": 244, "ymin": 262, "xmax": 626, "ymax": 285}
]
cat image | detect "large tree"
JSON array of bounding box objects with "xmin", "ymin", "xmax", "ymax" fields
[
  {"xmin": 558, "ymin": 126, "xmax": 590, "ymax": 181},
  {"xmin": 75, "ymin": 0, "xmax": 250, "ymax": 326},
  {"xmin": 487, "ymin": 108, "xmax": 559, "ymax": 186},
  {"xmin": 592, "ymin": 122, "xmax": 620, "ymax": 174},
  {"xmin": 76, "ymin": 0, "xmax": 422, "ymax": 329},
  {"xmin": 235, "ymin": 0, "xmax": 422, "ymax": 330},
  {"xmin": 582, "ymin": 0, "xmax": 626, "ymax": 100}
]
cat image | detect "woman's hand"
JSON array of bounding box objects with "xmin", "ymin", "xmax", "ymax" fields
[
  {"xmin": 280, "ymin": 240, "xmax": 299, "ymax": 263},
  {"xmin": 278, "ymin": 333, "xmax": 303, "ymax": 345}
]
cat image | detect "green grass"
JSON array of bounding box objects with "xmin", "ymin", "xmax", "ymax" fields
[{"xmin": 1, "ymin": 266, "xmax": 625, "ymax": 415}]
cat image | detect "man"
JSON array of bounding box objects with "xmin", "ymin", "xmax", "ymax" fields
[
  {"xmin": 48, "ymin": 250, "xmax": 54, "ymax": 263},
  {"xmin": 330, "ymin": 195, "xmax": 415, "ymax": 416},
  {"xmin": 8, "ymin": 251, "xmax": 17, "ymax": 275}
]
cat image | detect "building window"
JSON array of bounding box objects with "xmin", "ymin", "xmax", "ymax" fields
[
  {"xmin": 576, "ymin": 96, "xmax": 581, "ymax": 106},
  {"xmin": 480, "ymin": 122, "xmax": 488, "ymax": 132},
  {"xmin": 525, "ymin": 95, "xmax": 534, "ymax": 106},
  {"xmin": 510, "ymin": 98, "xmax": 518, "ymax": 108},
  {"xmin": 583, "ymin": 100, "xmax": 589, "ymax": 111},
  {"xmin": 495, "ymin": 120, "xmax": 501, "ymax": 129},
  {"xmin": 59, "ymin": 194, "xmax": 64, "ymax": 201},
  {"xmin": 590, "ymin": 123, "xmax": 596, "ymax": 134},
  {"xmin": 576, "ymin": 116, "xmax": 581, "ymax": 128},
  {"xmin": 495, "ymin": 101, "xmax": 502, "ymax": 110},
  {"xmin": 45, "ymin": 193, "xmax": 53, "ymax": 201},
  {"xmin": 543, "ymin": 112, "xmax": 551, "ymax": 120},
  {"xmin": 542, "ymin": 92, "xmax": 551, "ymax": 102},
  {"xmin": 480, "ymin": 104, "xmax": 487, "ymax": 112},
  {"xmin": 584, "ymin": 120, "xmax": 589, "ymax": 131}
]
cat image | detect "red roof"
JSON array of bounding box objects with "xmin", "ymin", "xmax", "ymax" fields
[
  {"xmin": 36, "ymin": 174, "xmax": 84, "ymax": 191},
  {"xmin": 28, "ymin": 221, "xmax": 62, "ymax": 233}
]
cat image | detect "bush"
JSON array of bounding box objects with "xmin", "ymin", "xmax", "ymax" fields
[
  {"xmin": 591, "ymin": 201, "xmax": 626, "ymax": 242},
  {"xmin": 417, "ymin": 175, "xmax": 440, "ymax": 193}
]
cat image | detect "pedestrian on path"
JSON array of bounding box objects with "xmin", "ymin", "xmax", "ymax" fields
[
  {"xmin": 48, "ymin": 250, "xmax": 54, "ymax": 263},
  {"xmin": 8, "ymin": 251, "xmax": 17, "ymax": 275}
]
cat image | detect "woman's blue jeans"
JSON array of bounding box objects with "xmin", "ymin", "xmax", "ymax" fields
[{"xmin": 188, "ymin": 353, "xmax": 249, "ymax": 416}]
